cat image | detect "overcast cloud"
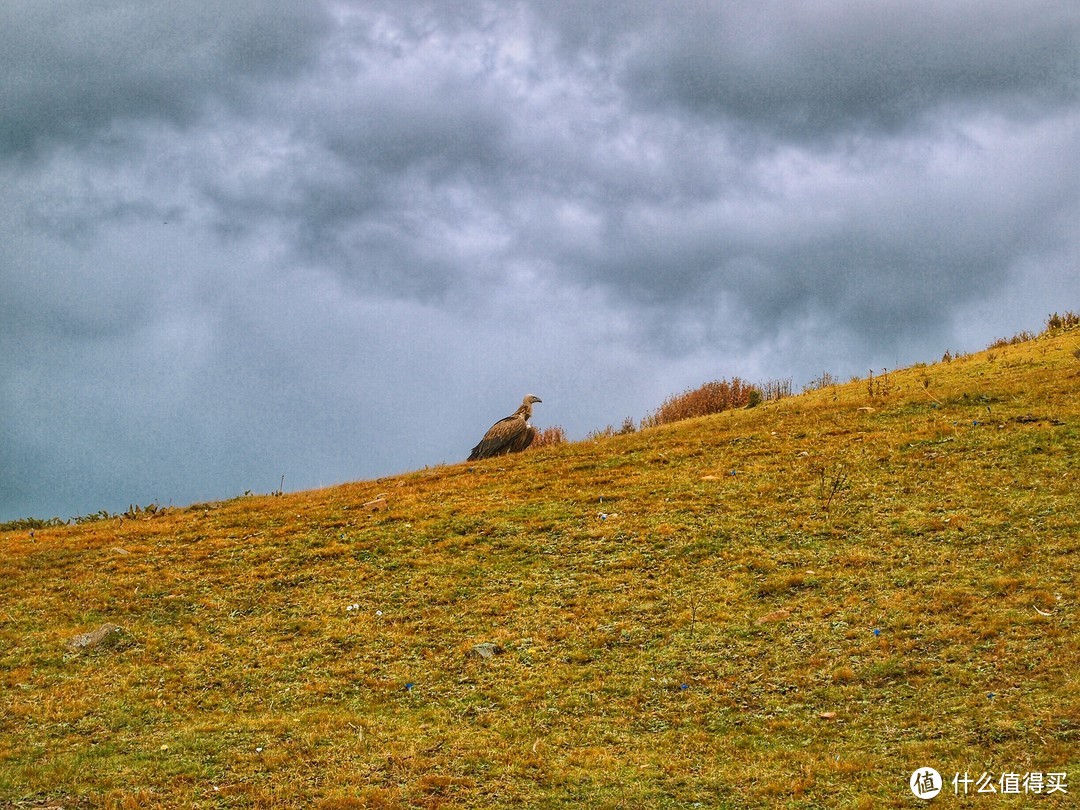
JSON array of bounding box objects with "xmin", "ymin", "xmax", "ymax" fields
[{"xmin": 3, "ymin": 1, "xmax": 1078, "ymax": 520}]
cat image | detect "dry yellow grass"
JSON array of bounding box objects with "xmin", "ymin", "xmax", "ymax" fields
[{"xmin": 2, "ymin": 329, "xmax": 1078, "ymax": 808}]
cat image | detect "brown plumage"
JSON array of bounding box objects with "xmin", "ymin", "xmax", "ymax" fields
[{"xmin": 468, "ymin": 395, "xmax": 542, "ymax": 461}]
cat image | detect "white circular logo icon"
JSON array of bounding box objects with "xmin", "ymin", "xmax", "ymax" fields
[{"xmin": 910, "ymin": 767, "xmax": 943, "ymax": 799}]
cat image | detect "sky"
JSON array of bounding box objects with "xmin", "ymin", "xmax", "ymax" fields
[{"xmin": 2, "ymin": 1, "xmax": 1078, "ymax": 521}]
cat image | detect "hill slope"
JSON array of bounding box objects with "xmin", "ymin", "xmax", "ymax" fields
[{"xmin": 3, "ymin": 331, "xmax": 1078, "ymax": 808}]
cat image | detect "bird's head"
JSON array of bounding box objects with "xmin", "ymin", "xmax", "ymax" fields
[{"xmin": 524, "ymin": 394, "xmax": 542, "ymax": 405}]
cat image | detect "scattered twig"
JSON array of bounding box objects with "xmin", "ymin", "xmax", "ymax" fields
[{"xmin": 817, "ymin": 462, "xmax": 849, "ymax": 518}]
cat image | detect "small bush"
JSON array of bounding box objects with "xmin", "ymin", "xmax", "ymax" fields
[
  {"xmin": 1046, "ymin": 311, "xmax": 1079, "ymax": 332},
  {"xmin": 0, "ymin": 516, "xmax": 67, "ymax": 532},
  {"xmin": 641, "ymin": 377, "xmax": 755, "ymax": 428},
  {"xmin": 73, "ymin": 510, "xmax": 117, "ymax": 524},
  {"xmin": 757, "ymin": 378, "xmax": 793, "ymax": 402},
  {"xmin": 532, "ymin": 425, "xmax": 567, "ymax": 449},
  {"xmin": 803, "ymin": 372, "xmax": 838, "ymax": 392},
  {"xmin": 987, "ymin": 331, "xmax": 1036, "ymax": 349},
  {"xmin": 586, "ymin": 417, "xmax": 636, "ymax": 441}
]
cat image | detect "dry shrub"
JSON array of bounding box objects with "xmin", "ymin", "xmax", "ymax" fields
[
  {"xmin": 1046, "ymin": 311, "xmax": 1079, "ymax": 331},
  {"xmin": 803, "ymin": 371, "xmax": 839, "ymax": 392},
  {"xmin": 587, "ymin": 417, "xmax": 637, "ymax": 440},
  {"xmin": 757, "ymin": 377, "xmax": 793, "ymax": 401},
  {"xmin": 987, "ymin": 331, "xmax": 1037, "ymax": 349},
  {"xmin": 641, "ymin": 378, "xmax": 755, "ymax": 428},
  {"xmin": 531, "ymin": 425, "xmax": 567, "ymax": 449}
]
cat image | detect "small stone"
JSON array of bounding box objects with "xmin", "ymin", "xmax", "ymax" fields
[
  {"xmin": 66, "ymin": 624, "xmax": 128, "ymax": 653},
  {"xmin": 468, "ymin": 642, "xmax": 504, "ymax": 660}
]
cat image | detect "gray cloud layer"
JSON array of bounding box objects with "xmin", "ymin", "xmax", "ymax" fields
[{"xmin": 3, "ymin": 1, "xmax": 1078, "ymax": 519}]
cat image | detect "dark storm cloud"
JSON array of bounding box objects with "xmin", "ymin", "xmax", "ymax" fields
[
  {"xmin": 616, "ymin": 0, "xmax": 1079, "ymax": 139},
  {"xmin": 2, "ymin": 1, "xmax": 1078, "ymax": 520},
  {"xmin": 0, "ymin": 1, "xmax": 331, "ymax": 156},
  {"xmin": 515, "ymin": 0, "xmax": 1080, "ymax": 341},
  {"xmin": 336, "ymin": 0, "xmax": 1078, "ymax": 346}
]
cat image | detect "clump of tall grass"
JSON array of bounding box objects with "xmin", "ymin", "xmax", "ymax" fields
[
  {"xmin": 588, "ymin": 417, "xmax": 638, "ymax": 440},
  {"xmin": 984, "ymin": 312, "xmax": 1077, "ymax": 350},
  {"xmin": 803, "ymin": 371, "xmax": 839, "ymax": 392}
]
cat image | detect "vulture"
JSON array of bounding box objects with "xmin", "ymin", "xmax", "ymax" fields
[{"xmin": 468, "ymin": 394, "xmax": 542, "ymax": 461}]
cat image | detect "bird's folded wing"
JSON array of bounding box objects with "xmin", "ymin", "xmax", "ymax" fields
[{"xmin": 468, "ymin": 416, "xmax": 525, "ymax": 460}]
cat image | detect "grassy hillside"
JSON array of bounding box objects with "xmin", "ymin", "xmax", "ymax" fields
[{"xmin": 2, "ymin": 330, "xmax": 1078, "ymax": 809}]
